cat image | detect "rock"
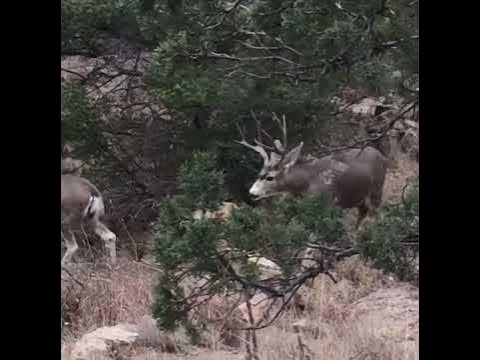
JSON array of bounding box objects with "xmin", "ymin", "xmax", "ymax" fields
[
  {"xmin": 346, "ymin": 285, "xmax": 419, "ymax": 344},
  {"xmin": 135, "ymin": 315, "xmax": 180, "ymax": 352},
  {"xmin": 349, "ymin": 98, "xmax": 383, "ymax": 116},
  {"xmin": 237, "ymin": 292, "xmax": 278, "ymax": 326},
  {"xmin": 70, "ymin": 324, "xmax": 139, "ymax": 360},
  {"xmin": 404, "ymin": 119, "xmax": 419, "ymax": 129},
  {"xmin": 192, "ymin": 202, "xmax": 239, "ymax": 222},
  {"xmin": 246, "ymin": 256, "xmax": 282, "ymax": 279}
]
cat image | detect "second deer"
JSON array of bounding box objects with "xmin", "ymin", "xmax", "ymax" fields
[{"xmin": 61, "ymin": 174, "xmax": 117, "ymax": 266}]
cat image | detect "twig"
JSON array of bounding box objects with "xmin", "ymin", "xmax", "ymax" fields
[
  {"xmin": 61, "ymin": 67, "xmax": 88, "ymax": 82},
  {"xmin": 245, "ymin": 293, "xmax": 259, "ymax": 359},
  {"xmin": 120, "ymin": 219, "xmax": 138, "ymax": 261},
  {"xmin": 315, "ymin": 98, "xmax": 419, "ymax": 157},
  {"xmin": 237, "ymin": 282, "xmax": 302, "ymax": 331},
  {"xmin": 61, "ymin": 265, "xmax": 85, "ymax": 289},
  {"xmin": 204, "ymin": 0, "xmax": 245, "ymax": 30},
  {"xmin": 209, "ymin": 51, "xmax": 298, "ymax": 66}
]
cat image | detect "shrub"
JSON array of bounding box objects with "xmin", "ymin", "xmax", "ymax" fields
[
  {"xmin": 152, "ymin": 151, "xmax": 348, "ymax": 331},
  {"xmin": 359, "ymin": 178, "xmax": 419, "ymax": 283}
]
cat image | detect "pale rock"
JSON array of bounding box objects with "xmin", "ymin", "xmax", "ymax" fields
[{"xmin": 70, "ymin": 324, "xmax": 139, "ymax": 360}]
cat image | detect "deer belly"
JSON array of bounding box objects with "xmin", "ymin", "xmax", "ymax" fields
[{"xmin": 334, "ymin": 172, "xmax": 373, "ymax": 208}]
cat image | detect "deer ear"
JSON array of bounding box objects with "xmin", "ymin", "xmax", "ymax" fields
[{"xmin": 282, "ymin": 142, "xmax": 304, "ymax": 170}]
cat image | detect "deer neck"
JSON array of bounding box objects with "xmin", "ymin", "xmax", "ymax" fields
[{"xmin": 282, "ymin": 164, "xmax": 315, "ymax": 196}]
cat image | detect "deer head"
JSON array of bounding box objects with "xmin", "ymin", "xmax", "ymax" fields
[
  {"xmin": 246, "ymin": 141, "xmax": 305, "ymax": 200},
  {"xmin": 235, "ymin": 113, "xmax": 307, "ymax": 200}
]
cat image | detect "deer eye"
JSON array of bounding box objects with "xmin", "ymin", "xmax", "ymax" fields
[{"xmin": 266, "ymin": 176, "xmax": 274, "ymax": 181}]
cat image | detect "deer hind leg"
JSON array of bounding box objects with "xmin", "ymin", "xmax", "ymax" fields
[
  {"xmin": 61, "ymin": 229, "xmax": 79, "ymax": 266},
  {"xmin": 93, "ymin": 222, "xmax": 117, "ymax": 265}
]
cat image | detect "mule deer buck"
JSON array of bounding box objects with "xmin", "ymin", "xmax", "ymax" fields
[
  {"xmin": 61, "ymin": 174, "xmax": 117, "ymax": 266},
  {"xmin": 236, "ymin": 114, "xmax": 388, "ymax": 229}
]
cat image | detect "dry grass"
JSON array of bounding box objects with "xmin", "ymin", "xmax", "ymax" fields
[
  {"xmin": 239, "ymin": 257, "xmax": 417, "ymax": 360},
  {"xmin": 383, "ymin": 153, "xmax": 419, "ymax": 205},
  {"xmin": 61, "ymin": 257, "xmax": 158, "ymax": 340},
  {"xmin": 61, "ymin": 255, "xmax": 418, "ymax": 360}
]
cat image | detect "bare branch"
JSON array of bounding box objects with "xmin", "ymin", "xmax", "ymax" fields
[
  {"xmin": 377, "ymin": 35, "xmax": 419, "ymax": 49},
  {"xmin": 236, "ymin": 40, "xmax": 296, "ymax": 55},
  {"xmin": 274, "ymin": 37, "xmax": 303, "ymax": 57},
  {"xmin": 225, "ymin": 0, "xmax": 245, "ymax": 13},
  {"xmin": 61, "ymin": 49, "xmax": 100, "ymax": 58},
  {"xmin": 204, "ymin": 0, "xmax": 245, "ymax": 30},
  {"xmin": 315, "ymin": 98, "xmax": 419, "ymax": 157},
  {"xmin": 61, "ymin": 266, "xmax": 85, "ymax": 289},
  {"xmin": 257, "ymin": 2, "xmax": 295, "ymax": 16},
  {"xmin": 209, "ymin": 51, "xmax": 298, "ymax": 66},
  {"xmin": 61, "ymin": 67, "xmax": 88, "ymax": 82}
]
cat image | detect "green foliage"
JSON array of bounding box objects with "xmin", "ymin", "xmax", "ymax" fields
[
  {"xmin": 61, "ymin": 83, "xmax": 106, "ymax": 158},
  {"xmin": 215, "ymin": 142, "xmax": 263, "ymax": 203},
  {"xmin": 153, "ymin": 151, "xmax": 226, "ymax": 272},
  {"xmin": 152, "ymin": 277, "xmax": 188, "ymax": 330},
  {"xmin": 142, "ymin": 0, "xmax": 418, "ymax": 169},
  {"xmin": 61, "ymin": 0, "xmax": 419, "ymax": 331},
  {"xmin": 152, "ymin": 153, "xmax": 348, "ymax": 330},
  {"xmin": 178, "ymin": 151, "xmax": 226, "ymax": 210},
  {"xmin": 359, "ymin": 178, "xmax": 419, "ymax": 283},
  {"xmin": 62, "ymin": 0, "xmax": 418, "ymax": 208}
]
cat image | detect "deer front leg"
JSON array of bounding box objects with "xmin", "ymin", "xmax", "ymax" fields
[
  {"xmin": 355, "ymin": 202, "xmax": 370, "ymax": 230},
  {"xmin": 61, "ymin": 230, "xmax": 79, "ymax": 266},
  {"xmin": 94, "ymin": 222, "xmax": 117, "ymax": 266}
]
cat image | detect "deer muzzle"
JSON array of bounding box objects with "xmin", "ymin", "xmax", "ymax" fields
[{"xmin": 249, "ymin": 180, "xmax": 265, "ymax": 198}]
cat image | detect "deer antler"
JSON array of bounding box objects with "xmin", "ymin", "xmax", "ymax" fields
[
  {"xmin": 235, "ymin": 112, "xmax": 291, "ymax": 167},
  {"xmin": 273, "ymin": 139, "xmax": 285, "ymax": 153},
  {"xmin": 272, "ymin": 112, "xmax": 288, "ymax": 151},
  {"xmin": 235, "ymin": 139, "xmax": 270, "ymax": 166},
  {"xmin": 234, "ymin": 120, "xmax": 270, "ymax": 166}
]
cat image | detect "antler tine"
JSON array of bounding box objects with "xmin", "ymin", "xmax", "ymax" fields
[
  {"xmin": 235, "ymin": 139, "xmax": 270, "ymax": 166},
  {"xmin": 261, "ymin": 129, "xmax": 275, "ymax": 143},
  {"xmin": 272, "ymin": 112, "xmax": 288, "ymax": 150},
  {"xmin": 251, "ymin": 109, "xmax": 276, "ymax": 150},
  {"xmin": 282, "ymin": 114, "xmax": 287, "ymax": 149},
  {"xmin": 254, "ymin": 138, "xmax": 275, "ymax": 151},
  {"xmin": 273, "ymin": 139, "xmax": 285, "ymax": 153},
  {"xmin": 234, "ymin": 118, "xmax": 270, "ymax": 166},
  {"xmin": 234, "ymin": 119, "xmax": 246, "ymax": 140}
]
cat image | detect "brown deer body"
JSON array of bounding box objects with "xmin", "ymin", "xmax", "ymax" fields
[
  {"xmin": 239, "ymin": 136, "xmax": 388, "ymax": 229},
  {"xmin": 61, "ymin": 174, "xmax": 117, "ymax": 266}
]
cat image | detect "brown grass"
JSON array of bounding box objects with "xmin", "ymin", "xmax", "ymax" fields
[
  {"xmin": 61, "ymin": 257, "xmax": 157, "ymax": 340},
  {"xmin": 383, "ymin": 153, "xmax": 419, "ymax": 204},
  {"xmin": 61, "ymin": 255, "xmax": 418, "ymax": 360}
]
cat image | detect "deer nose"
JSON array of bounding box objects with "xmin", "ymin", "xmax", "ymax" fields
[{"xmin": 249, "ymin": 181, "xmax": 262, "ymax": 196}]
